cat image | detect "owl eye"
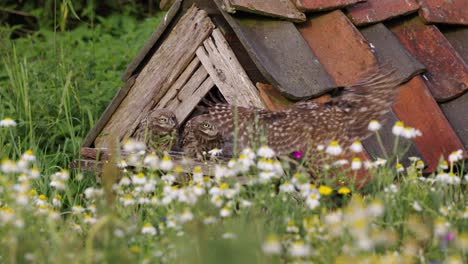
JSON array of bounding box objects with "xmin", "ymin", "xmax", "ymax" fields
[
  {"xmin": 203, "ymin": 123, "xmax": 210, "ymax": 129},
  {"xmin": 158, "ymin": 117, "xmax": 168, "ymax": 123}
]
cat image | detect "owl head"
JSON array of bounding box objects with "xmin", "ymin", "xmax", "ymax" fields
[
  {"xmin": 147, "ymin": 109, "xmax": 178, "ymax": 134},
  {"xmin": 192, "ymin": 115, "xmax": 219, "ymax": 139}
]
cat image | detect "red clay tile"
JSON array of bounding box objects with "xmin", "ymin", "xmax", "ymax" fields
[
  {"xmin": 297, "ymin": 10, "xmax": 377, "ymax": 86},
  {"xmin": 389, "ymin": 17, "xmax": 468, "ymax": 102},
  {"xmin": 440, "ymin": 92, "xmax": 468, "ymax": 152},
  {"xmin": 419, "ymin": 0, "xmax": 468, "ymax": 25},
  {"xmin": 294, "ymin": 0, "xmax": 364, "ymax": 12},
  {"xmin": 392, "ymin": 76, "xmax": 465, "ymax": 172},
  {"xmin": 225, "ymin": 0, "xmax": 306, "ymax": 22},
  {"xmin": 347, "ymin": 0, "xmax": 419, "ymax": 26}
]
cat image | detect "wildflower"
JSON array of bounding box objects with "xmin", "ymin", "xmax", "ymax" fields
[
  {"xmin": 52, "ymin": 195, "xmax": 62, "ymax": 207},
  {"xmin": 160, "ymin": 155, "xmax": 173, "ymax": 171},
  {"xmin": 257, "ymin": 158, "xmax": 275, "ymax": 171},
  {"xmin": 130, "ymin": 246, "xmax": 141, "ymax": 254},
  {"xmin": 132, "ymin": 172, "xmax": 147, "ymax": 185},
  {"xmin": 351, "ymin": 157, "xmax": 362, "ymax": 170},
  {"xmin": 203, "ymin": 216, "xmax": 218, "ymax": 225},
  {"xmin": 50, "ymin": 180, "xmax": 66, "ymax": 190},
  {"xmin": 291, "ymin": 150, "xmax": 303, "ymax": 159},
  {"xmin": 368, "ymin": 120, "xmax": 381, "ymax": 131},
  {"xmin": 240, "ymin": 199, "xmax": 253, "ymax": 208},
  {"xmin": 364, "ymin": 160, "xmax": 375, "ymax": 169},
  {"xmin": 286, "ymin": 220, "xmax": 299, "ymax": 233},
  {"xmin": 21, "ymin": 150, "xmax": 36, "ymax": 162},
  {"xmin": 337, "ymin": 187, "xmax": 351, "ymax": 195},
  {"xmin": 179, "ymin": 210, "xmax": 194, "ymax": 223},
  {"xmin": 333, "ymin": 159, "xmax": 349, "ymax": 166},
  {"xmin": 374, "ymin": 158, "xmax": 387, "ymax": 167},
  {"xmin": 448, "ymin": 150, "xmax": 463, "ymax": 163},
  {"xmin": 403, "ymin": 127, "xmax": 422, "ymax": 139},
  {"xmin": 117, "ymin": 160, "xmax": 128, "ymax": 168},
  {"xmin": 222, "ymin": 232, "xmax": 237, "ymax": 239},
  {"xmin": 257, "ymin": 145, "xmax": 275, "ymax": 158},
  {"xmin": 143, "ymin": 154, "xmax": 159, "ymax": 169},
  {"xmin": 1, "ymin": 159, "xmax": 17, "ymax": 173},
  {"xmin": 316, "ymin": 144, "xmax": 325, "ymax": 151},
  {"xmin": 411, "ymin": 201, "xmax": 422, "ymax": 212},
  {"xmin": 262, "ymin": 235, "xmax": 282, "ymax": 255},
  {"xmin": 395, "ymin": 163, "xmax": 404, "ymax": 172},
  {"xmin": 306, "ymin": 193, "xmax": 321, "ymax": 210},
  {"xmin": 279, "ymin": 181, "xmax": 295, "ymax": 193},
  {"xmin": 208, "ymin": 148, "xmax": 223, "ymax": 158},
  {"xmin": 120, "ymin": 194, "xmax": 136, "ymax": 206},
  {"xmin": 258, "ymin": 171, "xmax": 278, "ymax": 183},
  {"xmin": 288, "ymin": 240, "xmax": 312, "ymax": 257},
  {"xmin": 368, "ymin": 200, "xmax": 384, "ymax": 217},
  {"xmin": 83, "ymin": 214, "xmax": 97, "ymax": 224},
  {"xmin": 326, "ymin": 141, "xmax": 342, "ymax": 156},
  {"xmin": 119, "ymin": 176, "xmax": 131, "ymax": 186},
  {"xmin": 439, "ymin": 160, "xmax": 449, "ymax": 170},
  {"xmin": 0, "ymin": 117, "xmax": 17, "ymax": 127},
  {"xmin": 350, "ymin": 141, "xmax": 363, "ymax": 153},
  {"xmin": 53, "ymin": 169, "xmax": 69, "ymax": 181},
  {"xmin": 220, "ymin": 206, "xmax": 231, "ymax": 218},
  {"xmin": 392, "ymin": 121, "xmax": 405, "ymax": 136},
  {"xmin": 123, "ymin": 139, "xmax": 146, "ymax": 153},
  {"xmin": 142, "ymin": 223, "xmax": 157, "ymax": 235},
  {"xmin": 436, "ymin": 172, "xmax": 460, "ymax": 185},
  {"xmin": 416, "ymin": 160, "xmax": 425, "ymax": 169},
  {"xmin": 434, "ymin": 218, "xmax": 450, "ymax": 237},
  {"xmin": 29, "ymin": 167, "xmax": 40, "ymax": 179},
  {"xmin": 318, "ymin": 185, "xmax": 333, "ymax": 196}
]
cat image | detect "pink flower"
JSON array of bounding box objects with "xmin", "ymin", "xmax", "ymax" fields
[{"xmin": 293, "ymin": 151, "xmax": 303, "ymax": 159}]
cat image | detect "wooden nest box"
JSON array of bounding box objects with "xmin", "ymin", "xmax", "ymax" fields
[{"xmin": 76, "ymin": 0, "xmax": 467, "ymax": 176}]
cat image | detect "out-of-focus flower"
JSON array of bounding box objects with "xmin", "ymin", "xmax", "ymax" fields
[
  {"xmin": 262, "ymin": 235, "xmax": 282, "ymax": 255},
  {"xmin": 368, "ymin": 120, "xmax": 381, "ymax": 131},
  {"xmin": 142, "ymin": 223, "xmax": 157, "ymax": 235},
  {"xmin": 392, "ymin": 121, "xmax": 405, "ymax": 136},
  {"xmin": 257, "ymin": 145, "xmax": 275, "ymax": 158},
  {"xmin": 288, "ymin": 240, "xmax": 312, "ymax": 257},
  {"xmin": 279, "ymin": 181, "xmax": 295, "ymax": 193},
  {"xmin": 326, "ymin": 141, "xmax": 342, "ymax": 156},
  {"xmin": 337, "ymin": 187, "xmax": 351, "ymax": 195},
  {"xmin": 350, "ymin": 141, "xmax": 363, "ymax": 153},
  {"xmin": 411, "ymin": 201, "xmax": 422, "ymax": 212},
  {"xmin": 160, "ymin": 154, "xmax": 174, "ymax": 171},
  {"xmin": 448, "ymin": 150, "xmax": 463, "ymax": 164},
  {"xmin": 0, "ymin": 117, "xmax": 17, "ymax": 127},
  {"xmin": 208, "ymin": 148, "xmax": 223, "ymax": 158},
  {"xmin": 351, "ymin": 157, "xmax": 362, "ymax": 170}
]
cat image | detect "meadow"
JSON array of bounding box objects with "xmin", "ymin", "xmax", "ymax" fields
[{"xmin": 0, "ymin": 2, "xmax": 467, "ymax": 263}]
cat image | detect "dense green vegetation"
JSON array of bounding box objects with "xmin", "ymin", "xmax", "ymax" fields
[{"xmin": 0, "ymin": 2, "xmax": 466, "ymax": 263}]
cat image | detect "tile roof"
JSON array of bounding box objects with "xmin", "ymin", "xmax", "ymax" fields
[{"xmin": 209, "ymin": 0, "xmax": 468, "ymax": 171}]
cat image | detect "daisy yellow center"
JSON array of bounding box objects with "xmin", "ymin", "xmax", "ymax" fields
[
  {"xmin": 318, "ymin": 185, "xmax": 333, "ymax": 196},
  {"xmin": 352, "ymin": 157, "xmax": 361, "ymax": 163},
  {"xmin": 219, "ymin": 183, "xmax": 229, "ymax": 190},
  {"xmin": 193, "ymin": 166, "xmax": 202, "ymax": 173},
  {"xmin": 329, "ymin": 141, "xmax": 339, "ymax": 147},
  {"xmin": 395, "ymin": 121, "xmax": 404, "ymax": 127}
]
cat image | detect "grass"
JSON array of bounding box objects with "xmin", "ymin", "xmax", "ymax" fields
[{"xmin": 0, "ymin": 5, "xmax": 467, "ymax": 264}]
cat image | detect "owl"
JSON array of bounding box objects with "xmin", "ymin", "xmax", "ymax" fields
[
  {"xmin": 133, "ymin": 109, "xmax": 178, "ymax": 153},
  {"xmin": 203, "ymin": 64, "xmax": 402, "ymax": 155},
  {"xmin": 182, "ymin": 114, "xmax": 224, "ymax": 160}
]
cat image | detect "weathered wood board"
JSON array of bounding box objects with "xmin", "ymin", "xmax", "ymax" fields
[
  {"xmin": 389, "ymin": 17, "xmax": 468, "ymax": 102},
  {"xmin": 122, "ymin": 0, "xmax": 182, "ymax": 81},
  {"xmin": 96, "ymin": 6, "xmax": 214, "ymax": 147},
  {"xmin": 419, "ymin": 0, "xmax": 468, "ymax": 25},
  {"xmin": 196, "ymin": 28, "xmax": 264, "ymax": 108},
  {"xmin": 360, "ymin": 23, "xmax": 425, "ymax": 84},
  {"xmin": 214, "ymin": 0, "xmax": 337, "ymax": 100},
  {"xmin": 393, "ymin": 76, "xmax": 465, "ymax": 172},
  {"xmin": 223, "ymin": 0, "xmax": 305, "ymax": 22},
  {"xmin": 297, "ymin": 10, "xmax": 377, "ymax": 87},
  {"xmin": 346, "ymin": 0, "xmax": 420, "ymax": 26},
  {"xmin": 294, "ymin": 0, "xmax": 364, "ymax": 12},
  {"xmin": 81, "ymin": 76, "xmax": 136, "ymax": 148},
  {"xmin": 442, "ymin": 26, "xmax": 468, "ymax": 63}
]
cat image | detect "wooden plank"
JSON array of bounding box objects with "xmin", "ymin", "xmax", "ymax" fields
[
  {"xmin": 223, "ymin": 0, "xmax": 305, "ymax": 22},
  {"xmin": 297, "ymin": 10, "xmax": 378, "ymax": 87},
  {"xmin": 419, "ymin": 0, "xmax": 468, "ymax": 25},
  {"xmin": 440, "ymin": 92, "xmax": 468, "ymax": 151},
  {"xmin": 156, "ymin": 57, "xmax": 201, "ymax": 109},
  {"xmin": 442, "ymin": 26, "xmax": 468, "ymax": 63},
  {"xmin": 360, "ymin": 23, "xmax": 425, "ymax": 84},
  {"xmin": 363, "ymin": 111, "xmax": 423, "ymax": 168},
  {"xmin": 389, "ymin": 17, "xmax": 468, "ymax": 102},
  {"xmin": 196, "ymin": 28, "xmax": 265, "ymax": 108},
  {"xmin": 214, "ymin": 0, "xmax": 337, "ymax": 100},
  {"xmin": 293, "ymin": 0, "xmax": 364, "ymax": 12},
  {"xmin": 82, "ymin": 76, "xmax": 136, "ymax": 148},
  {"xmin": 392, "ymin": 76, "xmax": 465, "ymax": 172},
  {"xmin": 96, "ymin": 7, "xmax": 215, "ymax": 147},
  {"xmin": 256, "ymin": 83, "xmax": 291, "ymax": 111},
  {"xmin": 160, "ymin": 0, "xmax": 177, "ymax": 11},
  {"xmin": 164, "ymin": 66, "xmax": 215, "ymax": 123},
  {"xmin": 121, "ymin": 0, "xmax": 182, "ymax": 81},
  {"xmin": 347, "ymin": 0, "xmax": 420, "ymax": 26}
]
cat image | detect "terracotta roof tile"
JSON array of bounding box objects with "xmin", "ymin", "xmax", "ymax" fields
[
  {"xmin": 360, "ymin": 23, "xmax": 425, "ymax": 83},
  {"xmin": 223, "ymin": 0, "xmax": 306, "ymax": 22},
  {"xmin": 389, "ymin": 17, "xmax": 468, "ymax": 102},
  {"xmin": 346, "ymin": 0, "xmax": 419, "ymax": 26},
  {"xmin": 442, "ymin": 26, "xmax": 468, "ymax": 63},
  {"xmin": 419, "ymin": 0, "xmax": 468, "ymax": 25},
  {"xmin": 294, "ymin": 0, "xmax": 365, "ymax": 12},
  {"xmin": 393, "ymin": 76, "xmax": 465, "ymax": 172},
  {"xmin": 440, "ymin": 92, "xmax": 468, "ymax": 151},
  {"xmin": 217, "ymin": 10, "xmax": 337, "ymax": 99},
  {"xmin": 297, "ymin": 10, "xmax": 377, "ymax": 86}
]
